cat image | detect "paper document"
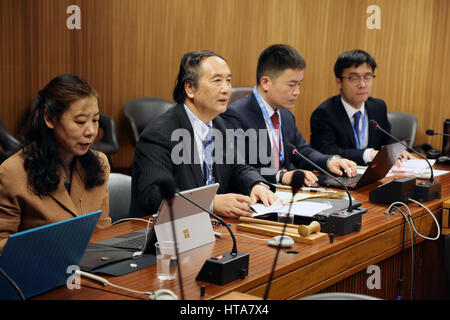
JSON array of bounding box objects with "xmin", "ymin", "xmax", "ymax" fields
[
  {"xmin": 251, "ymin": 200, "xmax": 332, "ymax": 218},
  {"xmin": 386, "ymin": 159, "xmax": 448, "ymax": 178}
]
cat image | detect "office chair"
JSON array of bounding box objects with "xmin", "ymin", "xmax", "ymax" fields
[
  {"xmin": 123, "ymin": 97, "xmax": 175, "ymax": 145},
  {"xmin": 228, "ymin": 87, "xmax": 253, "ymax": 105},
  {"xmin": 387, "ymin": 111, "xmax": 418, "ymax": 148},
  {"xmin": 300, "ymin": 292, "xmax": 380, "ymax": 300},
  {"xmin": 0, "ymin": 119, "xmax": 21, "ymax": 164},
  {"xmin": 92, "ymin": 113, "xmax": 119, "ymax": 156},
  {"xmin": 107, "ymin": 173, "xmax": 132, "ymax": 223}
]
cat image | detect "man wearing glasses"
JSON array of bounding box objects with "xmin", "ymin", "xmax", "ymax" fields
[{"xmin": 310, "ymin": 49, "xmax": 413, "ymax": 165}]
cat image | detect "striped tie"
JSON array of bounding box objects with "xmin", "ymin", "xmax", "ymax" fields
[
  {"xmin": 271, "ymin": 112, "xmax": 280, "ymax": 170},
  {"xmin": 203, "ymin": 125, "xmax": 215, "ymax": 185},
  {"xmin": 353, "ymin": 111, "xmax": 362, "ymax": 148}
]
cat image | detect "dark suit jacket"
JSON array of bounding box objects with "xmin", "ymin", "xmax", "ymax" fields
[
  {"xmin": 310, "ymin": 95, "xmax": 395, "ymax": 165},
  {"xmin": 130, "ymin": 103, "xmax": 274, "ymax": 218},
  {"xmin": 221, "ymin": 93, "xmax": 330, "ymax": 183}
]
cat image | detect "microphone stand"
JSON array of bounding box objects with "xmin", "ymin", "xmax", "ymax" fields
[
  {"xmin": 176, "ymin": 191, "xmax": 250, "ymax": 286},
  {"xmin": 263, "ymin": 171, "xmax": 303, "ymax": 300},
  {"xmin": 166, "ymin": 196, "xmax": 185, "ymax": 300},
  {"xmin": 370, "ymin": 120, "xmax": 441, "ymax": 201},
  {"xmin": 287, "ymin": 144, "xmax": 366, "ymax": 236},
  {"xmin": 288, "ymin": 144, "xmax": 357, "ymax": 214}
]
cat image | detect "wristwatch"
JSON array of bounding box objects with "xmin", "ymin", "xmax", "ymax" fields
[{"xmin": 278, "ymin": 169, "xmax": 288, "ymax": 184}]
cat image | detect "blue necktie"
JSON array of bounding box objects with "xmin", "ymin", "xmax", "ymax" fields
[
  {"xmin": 203, "ymin": 125, "xmax": 215, "ymax": 185},
  {"xmin": 353, "ymin": 111, "xmax": 362, "ymax": 149}
]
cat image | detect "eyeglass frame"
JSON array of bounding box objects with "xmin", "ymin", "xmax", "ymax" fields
[{"xmin": 339, "ymin": 73, "xmax": 376, "ymax": 85}]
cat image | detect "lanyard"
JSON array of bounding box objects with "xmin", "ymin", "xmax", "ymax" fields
[
  {"xmin": 352, "ymin": 110, "xmax": 367, "ymax": 149},
  {"xmin": 252, "ymin": 86, "xmax": 284, "ymax": 163}
]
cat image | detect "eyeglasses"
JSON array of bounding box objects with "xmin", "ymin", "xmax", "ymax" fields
[{"xmin": 341, "ymin": 74, "xmax": 376, "ymax": 85}]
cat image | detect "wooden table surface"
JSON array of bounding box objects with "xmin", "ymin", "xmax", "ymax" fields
[{"xmin": 35, "ymin": 167, "xmax": 450, "ymax": 300}]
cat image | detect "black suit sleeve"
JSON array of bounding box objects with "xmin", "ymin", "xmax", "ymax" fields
[{"xmin": 131, "ymin": 127, "xmax": 173, "ymax": 216}]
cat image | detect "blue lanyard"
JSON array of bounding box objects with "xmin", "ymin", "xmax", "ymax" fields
[
  {"xmin": 253, "ymin": 86, "xmax": 284, "ymax": 163},
  {"xmin": 352, "ymin": 110, "xmax": 367, "ymax": 149}
]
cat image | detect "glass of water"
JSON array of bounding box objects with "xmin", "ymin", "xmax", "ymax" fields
[{"xmin": 155, "ymin": 241, "xmax": 179, "ymax": 280}]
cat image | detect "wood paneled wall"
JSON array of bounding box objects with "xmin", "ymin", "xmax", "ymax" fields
[{"xmin": 1, "ymin": 0, "xmax": 449, "ymax": 170}]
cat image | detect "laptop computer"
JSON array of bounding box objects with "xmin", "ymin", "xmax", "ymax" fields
[
  {"xmin": 317, "ymin": 142, "xmax": 406, "ymax": 190},
  {"xmin": 81, "ymin": 183, "xmax": 219, "ymax": 276},
  {"xmin": 0, "ymin": 210, "xmax": 101, "ymax": 300}
]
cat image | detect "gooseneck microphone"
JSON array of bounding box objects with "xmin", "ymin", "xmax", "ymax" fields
[
  {"xmin": 426, "ymin": 129, "xmax": 450, "ymax": 137},
  {"xmin": 156, "ymin": 178, "xmax": 184, "ymax": 300},
  {"xmin": 371, "ymin": 120, "xmax": 435, "ymax": 183},
  {"xmin": 175, "ymin": 188, "xmax": 250, "ymax": 286},
  {"xmin": 370, "ymin": 120, "xmax": 441, "ymax": 201},
  {"xmin": 369, "ymin": 119, "xmax": 434, "ymax": 183},
  {"xmin": 287, "ymin": 144, "xmax": 355, "ymax": 213},
  {"xmin": 287, "ymin": 144, "xmax": 366, "ymax": 236},
  {"xmin": 263, "ymin": 170, "xmax": 304, "ymax": 300}
]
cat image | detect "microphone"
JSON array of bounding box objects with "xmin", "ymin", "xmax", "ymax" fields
[
  {"xmin": 263, "ymin": 170, "xmax": 304, "ymax": 300},
  {"xmin": 426, "ymin": 129, "xmax": 450, "ymax": 137},
  {"xmin": 286, "ymin": 144, "xmax": 365, "ymax": 235},
  {"xmin": 287, "ymin": 144, "xmax": 355, "ymax": 214},
  {"xmin": 155, "ymin": 177, "xmax": 185, "ymax": 300},
  {"xmin": 370, "ymin": 120, "xmax": 441, "ymax": 201},
  {"xmin": 175, "ymin": 191, "xmax": 249, "ymax": 286}
]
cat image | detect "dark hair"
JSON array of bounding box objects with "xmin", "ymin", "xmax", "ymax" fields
[
  {"xmin": 22, "ymin": 74, "xmax": 106, "ymax": 196},
  {"xmin": 256, "ymin": 44, "xmax": 306, "ymax": 84},
  {"xmin": 334, "ymin": 50, "xmax": 377, "ymax": 78},
  {"xmin": 172, "ymin": 50, "xmax": 225, "ymax": 104}
]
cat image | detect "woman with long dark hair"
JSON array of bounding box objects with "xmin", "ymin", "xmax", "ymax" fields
[{"xmin": 0, "ymin": 74, "xmax": 111, "ymax": 251}]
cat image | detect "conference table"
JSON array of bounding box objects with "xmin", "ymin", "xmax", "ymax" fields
[{"xmin": 35, "ymin": 166, "xmax": 450, "ymax": 300}]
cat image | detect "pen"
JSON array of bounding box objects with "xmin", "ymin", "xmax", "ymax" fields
[{"xmin": 301, "ymin": 187, "xmax": 336, "ymax": 193}]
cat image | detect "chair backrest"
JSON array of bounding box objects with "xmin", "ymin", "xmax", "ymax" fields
[
  {"xmin": 387, "ymin": 111, "xmax": 418, "ymax": 148},
  {"xmin": 228, "ymin": 87, "xmax": 253, "ymax": 105},
  {"xmin": 123, "ymin": 97, "xmax": 175, "ymax": 145},
  {"xmin": 0, "ymin": 119, "xmax": 21, "ymax": 153},
  {"xmin": 107, "ymin": 173, "xmax": 132, "ymax": 223},
  {"xmin": 92, "ymin": 113, "xmax": 119, "ymax": 155}
]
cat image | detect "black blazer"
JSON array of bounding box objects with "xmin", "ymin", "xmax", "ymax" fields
[
  {"xmin": 129, "ymin": 103, "xmax": 273, "ymax": 218},
  {"xmin": 310, "ymin": 95, "xmax": 395, "ymax": 165},
  {"xmin": 221, "ymin": 93, "xmax": 330, "ymax": 183}
]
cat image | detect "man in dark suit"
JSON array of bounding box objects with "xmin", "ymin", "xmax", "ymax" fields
[
  {"xmin": 221, "ymin": 44, "xmax": 357, "ymax": 186},
  {"xmin": 310, "ymin": 50, "xmax": 413, "ymax": 165},
  {"xmin": 130, "ymin": 50, "xmax": 277, "ymax": 219}
]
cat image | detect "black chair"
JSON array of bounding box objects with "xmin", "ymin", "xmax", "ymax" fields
[
  {"xmin": 228, "ymin": 86, "xmax": 253, "ymax": 105},
  {"xmin": 0, "ymin": 119, "xmax": 21, "ymax": 164},
  {"xmin": 92, "ymin": 113, "xmax": 119, "ymax": 156},
  {"xmin": 107, "ymin": 173, "xmax": 132, "ymax": 223},
  {"xmin": 123, "ymin": 97, "xmax": 175, "ymax": 145},
  {"xmin": 387, "ymin": 111, "xmax": 418, "ymax": 148}
]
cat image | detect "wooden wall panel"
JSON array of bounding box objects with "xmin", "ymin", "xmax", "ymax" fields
[{"xmin": 1, "ymin": 0, "xmax": 449, "ymax": 169}]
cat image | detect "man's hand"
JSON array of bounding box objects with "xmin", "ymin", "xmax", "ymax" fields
[
  {"xmin": 281, "ymin": 169, "xmax": 318, "ymax": 186},
  {"xmin": 213, "ymin": 194, "xmax": 254, "ymax": 218},
  {"xmin": 327, "ymin": 158, "xmax": 358, "ymax": 177},
  {"xmin": 394, "ymin": 149, "xmax": 417, "ymax": 167},
  {"xmin": 249, "ymin": 184, "xmax": 278, "ymax": 207}
]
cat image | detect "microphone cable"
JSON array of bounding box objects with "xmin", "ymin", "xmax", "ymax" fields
[
  {"xmin": 0, "ymin": 266, "xmax": 26, "ymax": 300},
  {"xmin": 263, "ymin": 170, "xmax": 304, "ymax": 300}
]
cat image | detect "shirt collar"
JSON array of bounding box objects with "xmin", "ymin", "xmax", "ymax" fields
[
  {"xmin": 341, "ymin": 96, "xmax": 365, "ymax": 119},
  {"xmin": 184, "ymin": 104, "xmax": 212, "ymax": 140},
  {"xmin": 256, "ymin": 89, "xmax": 278, "ymax": 118}
]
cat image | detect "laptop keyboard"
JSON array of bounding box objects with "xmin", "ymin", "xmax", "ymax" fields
[
  {"xmin": 318, "ymin": 174, "xmax": 361, "ymax": 187},
  {"xmin": 111, "ymin": 235, "xmax": 145, "ymax": 249}
]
